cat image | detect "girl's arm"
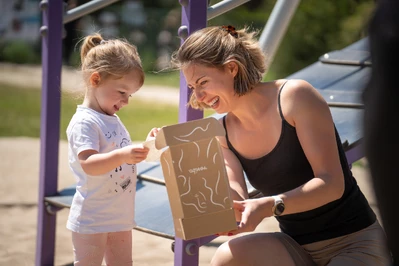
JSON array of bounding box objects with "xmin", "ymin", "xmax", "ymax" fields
[{"xmin": 78, "ymin": 144, "xmax": 149, "ymax": 176}]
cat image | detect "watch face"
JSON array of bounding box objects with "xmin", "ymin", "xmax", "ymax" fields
[{"xmin": 275, "ymin": 203, "xmax": 285, "ymax": 216}]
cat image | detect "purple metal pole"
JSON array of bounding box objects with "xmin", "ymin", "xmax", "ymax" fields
[
  {"xmin": 174, "ymin": 1, "xmax": 208, "ymax": 265},
  {"xmin": 35, "ymin": 0, "xmax": 63, "ymax": 265},
  {"xmin": 177, "ymin": 0, "xmax": 207, "ymax": 123},
  {"xmin": 174, "ymin": 238, "xmax": 201, "ymax": 266},
  {"xmin": 345, "ymin": 142, "xmax": 364, "ymax": 165},
  {"xmin": 174, "ymin": 235, "xmax": 219, "ymax": 266}
]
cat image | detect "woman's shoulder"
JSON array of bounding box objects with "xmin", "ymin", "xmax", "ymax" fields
[
  {"xmin": 278, "ymin": 78, "xmax": 314, "ymax": 91},
  {"xmin": 278, "ymin": 79, "xmax": 328, "ymax": 120},
  {"xmin": 278, "ymin": 79, "xmax": 322, "ymax": 102},
  {"xmin": 260, "ymin": 79, "xmax": 313, "ymax": 92}
]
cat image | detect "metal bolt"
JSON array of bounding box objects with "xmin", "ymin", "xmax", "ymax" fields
[
  {"xmin": 178, "ymin": 26, "xmax": 188, "ymax": 40},
  {"xmin": 40, "ymin": 26, "xmax": 48, "ymax": 36},
  {"xmin": 45, "ymin": 202, "xmax": 59, "ymax": 215},
  {"xmin": 185, "ymin": 243, "xmax": 198, "ymax": 256},
  {"xmin": 39, "ymin": 0, "xmax": 48, "ymax": 10}
]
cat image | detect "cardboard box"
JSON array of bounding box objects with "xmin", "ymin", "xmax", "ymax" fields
[{"xmin": 155, "ymin": 117, "xmax": 237, "ymax": 240}]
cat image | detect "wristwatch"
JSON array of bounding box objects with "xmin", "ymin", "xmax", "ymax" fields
[{"xmin": 271, "ymin": 195, "xmax": 285, "ymax": 216}]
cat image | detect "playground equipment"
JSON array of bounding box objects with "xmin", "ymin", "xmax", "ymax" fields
[{"xmin": 36, "ymin": 0, "xmax": 369, "ymax": 265}]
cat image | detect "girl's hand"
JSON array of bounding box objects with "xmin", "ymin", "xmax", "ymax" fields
[
  {"xmin": 146, "ymin": 127, "xmax": 161, "ymax": 140},
  {"xmin": 218, "ymin": 197, "xmax": 274, "ymax": 236},
  {"xmin": 120, "ymin": 144, "xmax": 149, "ymax": 164}
]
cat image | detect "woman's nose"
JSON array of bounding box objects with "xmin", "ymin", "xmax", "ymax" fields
[{"xmin": 194, "ymin": 88, "xmax": 206, "ymax": 102}]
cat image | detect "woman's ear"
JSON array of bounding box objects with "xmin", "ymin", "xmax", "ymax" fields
[
  {"xmin": 89, "ymin": 72, "xmax": 101, "ymax": 87},
  {"xmin": 226, "ymin": 61, "xmax": 239, "ymax": 77}
]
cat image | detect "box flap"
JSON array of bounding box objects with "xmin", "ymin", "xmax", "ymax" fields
[
  {"xmin": 155, "ymin": 117, "xmax": 225, "ymax": 149},
  {"xmin": 176, "ymin": 208, "xmax": 237, "ymax": 240}
]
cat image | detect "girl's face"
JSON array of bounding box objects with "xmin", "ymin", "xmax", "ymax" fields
[
  {"xmin": 183, "ymin": 63, "xmax": 238, "ymax": 113},
  {"xmin": 89, "ymin": 70, "xmax": 142, "ymax": 116}
]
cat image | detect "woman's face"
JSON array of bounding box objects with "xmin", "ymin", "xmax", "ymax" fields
[{"xmin": 183, "ymin": 63, "xmax": 238, "ymax": 113}]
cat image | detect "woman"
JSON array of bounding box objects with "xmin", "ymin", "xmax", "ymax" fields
[{"xmin": 171, "ymin": 25, "xmax": 391, "ymax": 266}]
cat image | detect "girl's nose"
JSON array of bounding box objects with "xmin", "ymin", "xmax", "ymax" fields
[{"xmin": 121, "ymin": 95, "xmax": 129, "ymax": 105}]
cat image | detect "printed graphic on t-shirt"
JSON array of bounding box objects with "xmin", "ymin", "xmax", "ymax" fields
[
  {"xmin": 104, "ymin": 129, "xmax": 136, "ymax": 194},
  {"xmin": 105, "ymin": 131, "xmax": 112, "ymax": 139},
  {"xmin": 110, "ymin": 165, "xmax": 134, "ymax": 194},
  {"xmin": 120, "ymin": 138, "xmax": 130, "ymax": 148}
]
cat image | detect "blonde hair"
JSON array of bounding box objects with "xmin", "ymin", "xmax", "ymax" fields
[
  {"xmin": 171, "ymin": 26, "xmax": 267, "ymax": 109},
  {"xmin": 80, "ymin": 33, "xmax": 144, "ymax": 87}
]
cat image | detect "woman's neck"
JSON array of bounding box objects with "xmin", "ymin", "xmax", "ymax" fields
[{"xmin": 229, "ymin": 82, "xmax": 276, "ymax": 128}]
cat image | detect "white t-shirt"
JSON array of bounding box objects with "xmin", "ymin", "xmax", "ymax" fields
[{"xmin": 66, "ymin": 105, "xmax": 137, "ymax": 234}]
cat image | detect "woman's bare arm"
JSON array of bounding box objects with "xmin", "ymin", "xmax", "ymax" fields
[{"xmin": 276, "ymin": 79, "xmax": 345, "ymax": 215}]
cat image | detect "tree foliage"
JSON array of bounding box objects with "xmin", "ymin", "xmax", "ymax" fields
[
  {"xmin": 1, "ymin": 0, "xmax": 375, "ymax": 80},
  {"xmin": 209, "ymin": 0, "xmax": 375, "ymax": 78}
]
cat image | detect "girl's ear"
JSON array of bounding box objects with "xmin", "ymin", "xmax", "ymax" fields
[
  {"xmin": 225, "ymin": 61, "xmax": 239, "ymax": 78},
  {"xmin": 89, "ymin": 72, "xmax": 101, "ymax": 87}
]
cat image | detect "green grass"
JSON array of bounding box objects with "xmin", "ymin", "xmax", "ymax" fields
[
  {"xmin": 143, "ymin": 71, "xmax": 180, "ymax": 88},
  {"xmin": 0, "ymin": 83, "xmax": 182, "ymax": 141},
  {"xmin": 0, "ymin": 65, "xmax": 220, "ymax": 141},
  {"xmin": 352, "ymin": 160, "xmax": 365, "ymax": 168}
]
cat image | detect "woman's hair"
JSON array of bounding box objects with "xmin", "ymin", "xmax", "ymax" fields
[
  {"xmin": 80, "ymin": 33, "xmax": 144, "ymax": 87},
  {"xmin": 171, "ymin": 26, "xmax": 267, "ymax": 109}
]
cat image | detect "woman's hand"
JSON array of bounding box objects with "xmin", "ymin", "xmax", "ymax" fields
[
  {"xmin": 218, "ymin": 197, "xmax": 274, "ymax": 236},
  {"xmin": 146, "ymin": 127, "xmax": 161, "ymax": 140}
]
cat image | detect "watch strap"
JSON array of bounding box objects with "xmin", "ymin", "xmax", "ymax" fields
[
  {"xmin": 271, "ymin": 195, "xmax": 284, "ymax": 216},
  {"xmin": 272, "ymin": 195, "xmax": 283, "ymax": 204}
]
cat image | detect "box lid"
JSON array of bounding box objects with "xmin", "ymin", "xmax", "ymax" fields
[{"xmin": 155, "ymin": 117, "xmax": 225, "ymax": 149}]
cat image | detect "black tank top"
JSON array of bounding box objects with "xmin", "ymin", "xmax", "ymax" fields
[{"xmin": 223, "ymin": 82, "xmax": 376, "ymax": 245}]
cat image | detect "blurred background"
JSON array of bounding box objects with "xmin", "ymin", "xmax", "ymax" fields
[
  {"xmin": 0, "ymin": 0, "xmax": 374, "ymax": 78},
  {"xmin": 0, "ymin": 0, "xmax": 376, "ymax": 141}
]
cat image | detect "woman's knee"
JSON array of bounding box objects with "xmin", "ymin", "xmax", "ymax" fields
[
  {"xmin": 211, "ymin": 233, "xmax": 300, "ymax": 266},
  {"xmin": 211, "ymin": 240, "xmax": 239, "ymax": 266}
]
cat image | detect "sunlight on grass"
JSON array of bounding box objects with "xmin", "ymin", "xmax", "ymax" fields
[{"xmin": 0, "ymin": 83, "xmax": 181, "ymax": 141}]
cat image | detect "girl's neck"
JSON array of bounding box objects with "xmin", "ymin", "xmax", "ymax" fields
[{"xmin": 82, "ymin": 97, "xmax": 104, "ymax": 114}]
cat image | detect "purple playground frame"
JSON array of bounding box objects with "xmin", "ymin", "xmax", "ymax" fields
[
  {"xmin": 34, "ymin": 1, "xmax": 220, "ymax": 265},
  {"xmin": 35, "ymin": 1, "xmax": 363, "ymax": 265},
  {"xmin": 35, "ymin": 1, "xmax": 63, "ymax": 265}
]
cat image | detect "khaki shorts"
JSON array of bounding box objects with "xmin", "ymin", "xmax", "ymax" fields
[{"xmin": 278, "ymin": 221, "xmax": 392, "ymax": 266}]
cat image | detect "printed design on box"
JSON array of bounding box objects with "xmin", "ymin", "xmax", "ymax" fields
[{"xmin": 162, "ymin": 122, "xmax": 230, "ymax": 216}]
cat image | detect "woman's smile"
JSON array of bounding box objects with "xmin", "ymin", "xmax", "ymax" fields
[{"xmin": 208, "ymin": 96, "xmax": 220, "ymax": 108}]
